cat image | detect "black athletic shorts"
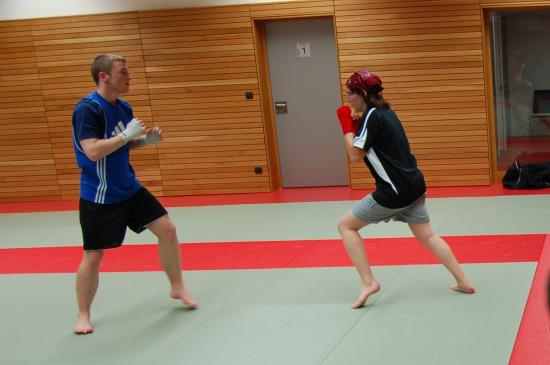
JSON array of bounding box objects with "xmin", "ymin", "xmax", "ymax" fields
[{"xmin": 79, "ymin": 187, "xmax": 168, "ymax": 251}]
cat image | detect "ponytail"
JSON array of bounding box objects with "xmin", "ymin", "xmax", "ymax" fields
[{"xmin": 364, "ymin": 85, "xmax": 389, "ymax": 110}]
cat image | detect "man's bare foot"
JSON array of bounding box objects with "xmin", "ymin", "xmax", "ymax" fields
[
  {"xmin": 74, "ymin": 315, "xmax": 94, "ymax": 335},
  {"xmin": 171, "ymin": 288, "xmax": 198, "ymax": 309},
  {"xmin": 450, "ymin": 283, "xmax": 476, "ymax": 294},
  {"xmin": 351, "ymin": 281, "xmax": 381, "ymax": 309}
]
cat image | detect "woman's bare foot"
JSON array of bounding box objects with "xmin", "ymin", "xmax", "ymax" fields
[
  {"xmin": 74, "ymin": 315, "xmax": 94, "ymax": 335},
  {"xmin": 351, "ymin": 281, "xmax": 381, "ymax": 309},
  {"xmin": 450, "ymin": 282, "xmax": 476, "ymax": 294},
  {"xmin": 171, "ymin": 287, "xmax": 198, "ymax": 309}
]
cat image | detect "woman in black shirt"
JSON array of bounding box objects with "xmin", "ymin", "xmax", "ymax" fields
[{"xmin": 337, "ymin": 70, "xmax": 475, "ymax": 309}]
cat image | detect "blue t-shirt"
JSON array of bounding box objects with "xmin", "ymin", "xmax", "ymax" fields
[{"xmin": 72, "ymin": 91, "xmax": 141, "ymax": 204}]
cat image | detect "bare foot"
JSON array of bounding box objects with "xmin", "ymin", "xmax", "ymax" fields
[
  {"xmin": 450, "ymin": 283, "xmax": 476, "ymax": 294},
  {"xmin": 171, "ymin": 288, "xmax": 198, "ymax": 309},
  {"xmin": 351, "ymin": 281, "xmax": 381, "ymax": 309},
  {"xmin": 74, "ymin": 315, "xmax": 94, "ymax": 335}
]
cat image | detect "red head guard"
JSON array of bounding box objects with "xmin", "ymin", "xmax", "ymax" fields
[{"xmin": 346, "ymin": 70, "xmax": 383, "ymax": 96}]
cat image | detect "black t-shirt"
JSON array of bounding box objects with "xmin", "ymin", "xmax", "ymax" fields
[{"xmin": 353, "ymin": 107, "xmax": 426, "ymax": 209}]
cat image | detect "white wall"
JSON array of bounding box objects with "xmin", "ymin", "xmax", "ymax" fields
[{"xmin": 0, "ymin": 0, "xmax": 291, "ymax": 21}]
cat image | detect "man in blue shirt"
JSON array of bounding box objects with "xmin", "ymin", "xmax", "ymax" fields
[{"xmin": 72, "ymin": 54, "xmax": 197, "ymax": 335}]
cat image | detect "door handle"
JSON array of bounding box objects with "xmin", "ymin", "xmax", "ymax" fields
[{"xmin": 275, "ymin": 101, "xmax": 288, "ymax": 114}]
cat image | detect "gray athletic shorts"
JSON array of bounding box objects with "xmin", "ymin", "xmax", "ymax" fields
[{"xmin": 351, "ymin": 194, "xmax": 430, "ymax": 224}]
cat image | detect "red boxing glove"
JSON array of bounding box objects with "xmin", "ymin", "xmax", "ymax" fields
[
  {"xmin": 337, "ymin": 105, "xmax": 361, "ymax": 135},
  {"xmin": 337, "ymin": 105, "xmax": 354, "ymax": 135}
]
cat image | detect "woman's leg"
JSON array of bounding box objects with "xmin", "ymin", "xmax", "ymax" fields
[
  {"xmin": 409, "ymin": 221, "xmax": 475, "ymax": 294},
  {"xmin": 338, "ymin": 211, "xmax": 381, "ymax": 308}
]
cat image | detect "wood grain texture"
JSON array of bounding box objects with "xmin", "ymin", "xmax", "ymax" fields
[
  {"xmin": 3, "ymin": 0, "xmax": 544, "ymax": 201},
  {"xmin": 335, "ymin": 0, "xmax": 491, "ymax": 188},
  {"xmin": 138, "ymin": 6, "xmax": 270, "ymax": 195},
  {"xmin": 30, "ymin": 12, "xmax": 162, "ymax": 199},
  {"xmin": 250, "ymin": 0, "xmax": 335, "ymax": 19},
  {"xmin": 0, "ymin": 20, "xmax": 60, "ymax": 202}
]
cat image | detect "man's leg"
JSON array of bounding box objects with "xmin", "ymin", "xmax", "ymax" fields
[
  {"xmin": 409, "ymin": 221, "xmax": 475, "ymax": 294},
  {"xmin": 147, "ymin": 215, "xmax": 197, "ymax": 308},
  {"xmin": 338, "ymin": 211, "xmax": 380, "ymax": 308},
  {"xmin": 74, "ymin": 250, "xmax": 104, "ymax": 334}
]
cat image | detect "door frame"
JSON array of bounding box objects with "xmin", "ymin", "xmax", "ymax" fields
[
  {"xmin": 252, "ymin": 14, "xmax": 347, "ymax": 190},
  {"xmin": 481, "ymin": 2, "xmax": 550, "ymax": 182}
]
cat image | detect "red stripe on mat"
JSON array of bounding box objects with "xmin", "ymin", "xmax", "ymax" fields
[
  {"xmin": 509, "ymin": 234, "xmax": 550, "ymax": 365},
  {"xmin": 0, "ymin": 184, "xmax": 549, "ymax": 214},
  {"xmin": 0, "ymin": 234, "xmax": 544, "ymax": 274}
]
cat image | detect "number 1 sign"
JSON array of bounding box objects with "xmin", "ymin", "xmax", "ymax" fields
[{"xmin": 296, "ymin": 42, "xmax": 311, "ymax": 58}]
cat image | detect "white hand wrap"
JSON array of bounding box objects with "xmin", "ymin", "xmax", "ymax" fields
[{"xmin": 120, "ymin": 118, "xmax": 145, "ymax": 144}]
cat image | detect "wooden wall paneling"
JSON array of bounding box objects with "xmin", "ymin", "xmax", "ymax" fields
[
  {"xmin": 6, "ymin": 0, "xmax": 540, "ymax": 201},
  {"xmin": 30, "ymin": 12, "xmax": 163, "ymax": 199},
  {"xmin": 252, "ymin": 20, "xmax": 282, "ymax": 190},
  {"xmin": 250, "ymin": 0, "xmax": 335, "ymax": 19},
  {"xmin": 0, "ymin": 20, "xmax": 60, "ymax": 202},
  {"xmin": 335, "ymin": 0, "xmax": 491, "ymax": 188},
  {"xmin": 138, "ymin": 6, "xmax": 270, "ymax": 195}
]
